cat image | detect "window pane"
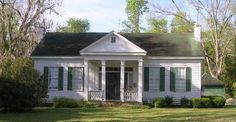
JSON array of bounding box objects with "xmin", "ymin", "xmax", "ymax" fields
[
  {"xmin": 175, "ymin": 68, "xmax": 186, "ymax": 92},
  {"xmin": 72, "ymin": 67, "xmax": 84, "ymax": 91},
  {"xmin": 48, "ymin": 67, "xmax": 58, "ymax": 90},
  {"xmin": 149, "ymin": 67, "xmax": 160, "ymax": 92}
]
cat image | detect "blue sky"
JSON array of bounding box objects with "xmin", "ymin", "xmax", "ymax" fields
[{"xmin": 52, "ymin": 0, "xmax": 192, "ymax": 32}]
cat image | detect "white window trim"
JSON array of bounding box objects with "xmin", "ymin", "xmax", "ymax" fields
[
  {"xmin": 71, "ymin": 67, "xmax": 84, "ymax": 92},
  {"xmin": 48, "ymin": 67, "xmax": 59, "ymax": 91},
  {"xmin": 175, "ymin": 67, "xmax": 187, "ymax": 93},
  {"xmin": 149, "ymin": 67, "xmax": 161, "ymax": 92}
]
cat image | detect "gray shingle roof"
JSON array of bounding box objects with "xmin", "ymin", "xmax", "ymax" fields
[
  {"xmin": 31, "ymin": 32, "xmax": 203, "ymax": 57},
  {"xmin": 202, "ymin": 74, "xmax": 224, "ymax": 86}
]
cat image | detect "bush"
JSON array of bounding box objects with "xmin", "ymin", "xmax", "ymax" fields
[
  {"xmin": 202, "ymin": 96, "xmax": 226, "ymax": 108},
  {"xmin": 0, "ymin": 57, "xmax": 46, "ymax": 111},
  {"xmin": 212, "ymin": 97, "xmax": 226, "ymax": 108},
  {"xmin": 192, "ymin": 98, "xmax": 202, "ymax": 108},
  {"xmin": 191, "ymin": 98, "xmax": 212, "ymax": 108},
  {"xmin": 180, "ymin": 97, "xmax": 190, "ymax": 107},
  {"xmin": 165, "ymin": 96, "xmax": 173, "ymax": 107},
  {"xmin": 78, "ymin": 100, "xmax": 98, "ymax": 108},
  {"xmin": 53, "ymin": 97, "xmax": 79, "ymax": 108},
  {"xmin": 152, "ymin": 97, "xmax": 166, "ymax": 108}
]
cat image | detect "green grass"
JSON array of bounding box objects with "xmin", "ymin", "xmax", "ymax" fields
[{"xmin": 0, "ymin": 106, "xmax": 236, "ymax": 122}]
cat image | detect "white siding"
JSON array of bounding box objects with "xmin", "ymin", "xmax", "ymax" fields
[
  {"xmin": 33, "ymin": 57, "xmax": 202, "ymax": 103},
  {"xmin": 143, "ymin": 59, "xmax": 202, "ymax": 103},
  {"xmin": 34, "ymin": 59, "xmax": 86, "ymax": 101}
]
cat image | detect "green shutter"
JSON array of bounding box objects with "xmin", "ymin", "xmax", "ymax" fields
[
  {"xmin": 160, "ymin": 67, "xmax": 165, "ymax": 91},
  {"xmin": 43, "ymin": 67, "xmax": 49, "ymax": 90},
  {"xmin": 186, "ymin": 67, "xmax": 192, "ymax": 91},
  {"xmin": 170, "ymin": 67, "xmax": 175, "ymax": 92},
  {"xmin": 144, "ymin": 67, "xmax": 149, "ymax": 91},
  {"xmin": 68, "ymin": 67, "xmax": 72, "ymax": 90},
  {"xmin": 58, "ymin": 67, "xmax": 63, "ymax": 91}
]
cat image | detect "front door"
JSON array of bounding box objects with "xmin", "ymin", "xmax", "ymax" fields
[{"xmin": 106, "ymin": 72, "xmax": 120, "ymax": 100}]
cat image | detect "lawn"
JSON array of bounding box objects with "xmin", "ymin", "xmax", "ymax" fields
[{"xmin": 0, "ymin": 107, "xmax": 236, "ymax": 122}]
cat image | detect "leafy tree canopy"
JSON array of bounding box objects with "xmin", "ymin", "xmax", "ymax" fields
[
  {"xmin": 146, "ymin": 17, "xmax": 168, "ymax": 33},
  {"xmin": 122, "ymin": 0, "xmax": 148, "ymax": 32},
  {"xmin": 171, "ymin": 12, "xmax": 194, "ymax": 33},
  {"xmin": 57, "ymin": 18, "xmax": 90, "ymax": 32}
]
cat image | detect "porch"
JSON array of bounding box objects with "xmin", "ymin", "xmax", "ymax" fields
[{"xmin": 84, "ymin": 58, "xmax": 143, "ymax": 102}]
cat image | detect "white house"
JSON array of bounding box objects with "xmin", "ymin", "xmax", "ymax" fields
[{"xmin": 31, "ymin": 26, "xmax": 204, "ymax": 103}]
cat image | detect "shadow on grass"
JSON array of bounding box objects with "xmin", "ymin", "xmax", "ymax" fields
[
  {"xmin": 1, "ymin": 107, "xmax": 236, "ymax": 122},
  {"xmin": 0, "ymin": 107, "xmax": 108, "ymax": 122}
]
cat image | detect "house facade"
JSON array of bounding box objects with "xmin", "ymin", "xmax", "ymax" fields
[{"xmin": 31, "ymin": 27, "xmax": 204, "ymax": 103}]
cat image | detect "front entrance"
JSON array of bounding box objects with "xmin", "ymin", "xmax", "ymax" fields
[{"xmin": 106, "ymin": 72, "xmax": 120, "ymax": 100}]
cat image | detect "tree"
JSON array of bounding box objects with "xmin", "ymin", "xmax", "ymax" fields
[
  {"xmin": 57, "ymin": 18, "xmax": 90, "ymax": 33},
  {"xmin": 152, "ymin": 0, "xmax": 236, "ymax": 80},
  {"xmin": 0, "ymin": 0, "xmax": 61, "ymax": 58},
  {"xmin": 122, "ymin": 0, "xmax": 148, "ymax": 33},
  {"xmin": 171, "ymin": 12, "xmax": 194, "ymax": 32},
  {"xmin": 146, "ymin": 17, "xmax": 168, "ymax": 33},
  {"xmin": 0, "ymin": 57, "xmax": 47, "ymax": 111}
]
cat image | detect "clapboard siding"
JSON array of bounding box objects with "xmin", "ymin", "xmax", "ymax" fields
[
  {"xmin": 34, "ymin": 59, "xmax": 86, "ymax": 101},
  {"xmin": 143, "ymin": 59, "xmax": 202, "ymax": 103},
  {"xmin": 33, "ymin": 58, "xmax": 202, "ymax": 103}
]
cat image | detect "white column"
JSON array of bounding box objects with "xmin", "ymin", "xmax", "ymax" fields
[
  {"xmin": 138, "ymin": 60, "xmax": 143, "ymax": 103},
  {"xmin": 120, "ymin": 60, "xmax": 125, "ymax": 102},
  {"xmin": 101, "ymin": 60, "xmax": 106, "ymax": 101},
  {"xmin": 84, "ymin": 60, "xmax": 89, "ymax": 100}
]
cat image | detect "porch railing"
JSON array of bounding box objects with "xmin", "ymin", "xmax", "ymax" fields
[
  {"xmin": 124, "ymin": 91, "xmax": 138, "ymax": 102},
  {"xmin": 88, "ymin": 90, "xmax": 138, "ymax": 102},
  {"xmin": 88, "ymin": 91, "xmax": 104, "ymax": 101}
]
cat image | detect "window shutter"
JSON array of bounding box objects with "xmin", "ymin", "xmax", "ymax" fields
[
  {"xmin": 160, "ymin": 67, "xmax": 165, "ymax": 91},
  {"xmin": 144, "ymin": 67, "xmax": 149, "ymax": 91},
  {"xmin": 186, "ymin": 67, "xmax": 192, "ymax": 91},
  {"xmin": 170, "ymin": 67, "xmax": 175, "ymax": 92},
  {"xmin": 82, "ymin": 67, "xmax": 85, "ymax": 91},
  {"xmin": 68, "ymin": 67, "xmax": 72, "ymax": 90},
  {"xmin": 43, "ymin": 67, "xmax": 49, "ymax": 90},
  {"xmin": 58, "ymin": 67, "xmax": 64, "ymax": 91}
]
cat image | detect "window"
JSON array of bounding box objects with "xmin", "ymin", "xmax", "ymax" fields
[
  {"xmin": 111, "ymin": 36, "xmax": 116, "ymax": 43},
  {"xmin": 71, "ymin": 67, "xmax": 84, "ymax": 91},
  {"xmin": 48, "ymin": 67, "xmax": 59, "ymax": 90},
  {"xmin": 125, "ymin": 72, "xmax": 135, "ymax": 91},
  {"xmin": 149, "ymin": 67, "xmax": 160, "ymax": 92},
  {"xmin": 175, "ymin": 67, "xmax": 186, "ymax": 92}
]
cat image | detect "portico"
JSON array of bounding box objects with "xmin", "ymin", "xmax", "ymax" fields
[
  {"xmin": 84, "ymin": 56, "xmax": 144, "ymax": 102},
  {"xmin": 80, "ymin": 31, "xmax": 146, "ymax": 102}
]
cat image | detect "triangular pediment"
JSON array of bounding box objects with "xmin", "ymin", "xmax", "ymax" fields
[{"xmin": 80, "ymin": 31, "xmax": 146, "ymax": 55}]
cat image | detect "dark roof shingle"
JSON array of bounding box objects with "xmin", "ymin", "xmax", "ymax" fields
[
  {"xmin": 202, "ymin": 74, "xmax": 224, "ymax": 86},
  {"xmin": 31, "ymin": 32, "xmax": 203, "ymax": 57}
]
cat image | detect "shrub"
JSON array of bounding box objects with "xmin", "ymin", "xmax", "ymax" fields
[
  {"xmin": 192, "ymin": 98, "xmax": 203, "ymax": 108},
  {"xmin": 180, "ymin": 97, "xmax": 190, "ymax": 107},
  {"xmin": 191, "ymin": 98, "xmax": 212, "ymax": 108},
  {"xmin": 78, "ymin": 100, "xmax": 98, "ymax": 108},
  {"xmin": 53, "ymin": 97, "xmax": 79, "ymax": 108},
  {"xmin": 0, "ymin": 57, "xmax": 46, "ymax": 111},
  {"xmin": 152, "ymin": 97, "xmax": 166, "ymax": 108},
  {"xmin": 212, "ymin": 97, "xmax": 226, "ymax": 108},
  {"xmin": 165, "ymin": 96, "xmax": 173, "ymax": 107},
  {"xmin": 202, "ymin": 96, "xmax": 226, "ymax": 108}
]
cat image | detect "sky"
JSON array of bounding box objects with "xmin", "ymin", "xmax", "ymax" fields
[{"xmin": 51, "ymin": 0, "xmax": 195, "ymax": 32}]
